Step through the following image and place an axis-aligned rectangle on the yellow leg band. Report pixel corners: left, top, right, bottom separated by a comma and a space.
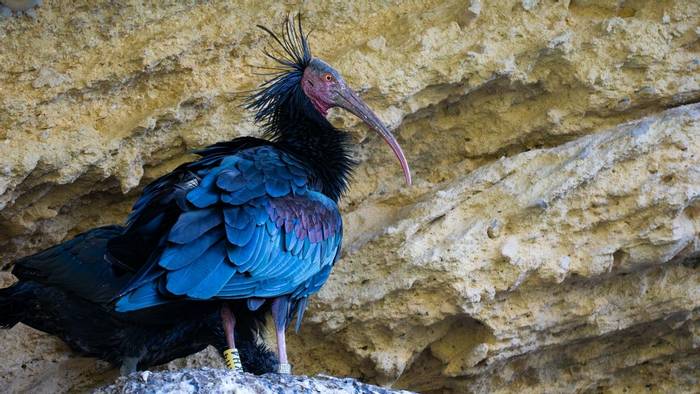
223, 348, 242, 371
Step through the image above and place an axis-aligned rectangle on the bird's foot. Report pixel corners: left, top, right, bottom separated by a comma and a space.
223, 348, 243, 373
277, 362, 292, 374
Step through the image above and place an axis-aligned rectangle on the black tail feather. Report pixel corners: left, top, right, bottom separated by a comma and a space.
0, 285, 25, 329
239, 338, 279, 375
1, 225, 281, 374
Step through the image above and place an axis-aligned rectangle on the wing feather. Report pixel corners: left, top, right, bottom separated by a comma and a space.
115, 146, 342, 314
165, 240, 227, 295
160, 227, 224, 270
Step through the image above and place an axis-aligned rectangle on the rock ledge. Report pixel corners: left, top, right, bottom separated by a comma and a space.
95, 368, 413, 394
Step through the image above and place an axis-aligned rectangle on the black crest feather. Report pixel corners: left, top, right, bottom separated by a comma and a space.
245, 15, 314, 135
244, 15, 355, 202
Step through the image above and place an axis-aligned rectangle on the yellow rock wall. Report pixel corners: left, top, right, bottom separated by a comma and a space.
1, 0, 699, 392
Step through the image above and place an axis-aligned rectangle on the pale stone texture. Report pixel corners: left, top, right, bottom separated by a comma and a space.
0, 0, 699, 393
95, 368, 413, 394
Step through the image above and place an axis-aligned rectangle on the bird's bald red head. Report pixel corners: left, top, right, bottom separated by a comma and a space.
301, 58, 343, 116
300, 57, 412, 185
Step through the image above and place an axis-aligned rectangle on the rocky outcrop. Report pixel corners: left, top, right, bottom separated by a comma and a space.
296, 104, 700, 393
1, 1, 699, 393
95, 369, 413, 394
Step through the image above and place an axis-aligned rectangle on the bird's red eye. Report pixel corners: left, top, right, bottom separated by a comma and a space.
324, 73, 333, 82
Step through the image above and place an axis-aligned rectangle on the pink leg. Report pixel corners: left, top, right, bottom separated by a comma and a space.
271, 297, 292, 374
221, 304, 242, 371
221, 304, 236, 349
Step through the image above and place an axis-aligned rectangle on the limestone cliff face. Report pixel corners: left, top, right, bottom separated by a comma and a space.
1, 1, 699, 393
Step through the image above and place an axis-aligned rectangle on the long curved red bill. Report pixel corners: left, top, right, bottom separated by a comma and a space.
336, 87, 412, 185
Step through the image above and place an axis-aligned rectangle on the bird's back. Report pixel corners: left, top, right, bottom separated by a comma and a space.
110, 139, 344, 330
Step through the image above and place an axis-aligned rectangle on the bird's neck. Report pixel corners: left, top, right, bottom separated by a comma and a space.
272, 111, 354, 202
248, 71, 355, 201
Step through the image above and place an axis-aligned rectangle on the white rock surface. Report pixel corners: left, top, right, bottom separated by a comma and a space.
95, 369, 414, 394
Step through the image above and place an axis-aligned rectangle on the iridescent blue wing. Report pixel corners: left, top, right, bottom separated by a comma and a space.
115, 146, 342, 313
106, 137, 269, 273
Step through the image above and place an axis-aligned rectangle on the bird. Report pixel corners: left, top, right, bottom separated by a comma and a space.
0, 225, 279, 375
107, 15, 410, 374
1, 15, 411, 375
